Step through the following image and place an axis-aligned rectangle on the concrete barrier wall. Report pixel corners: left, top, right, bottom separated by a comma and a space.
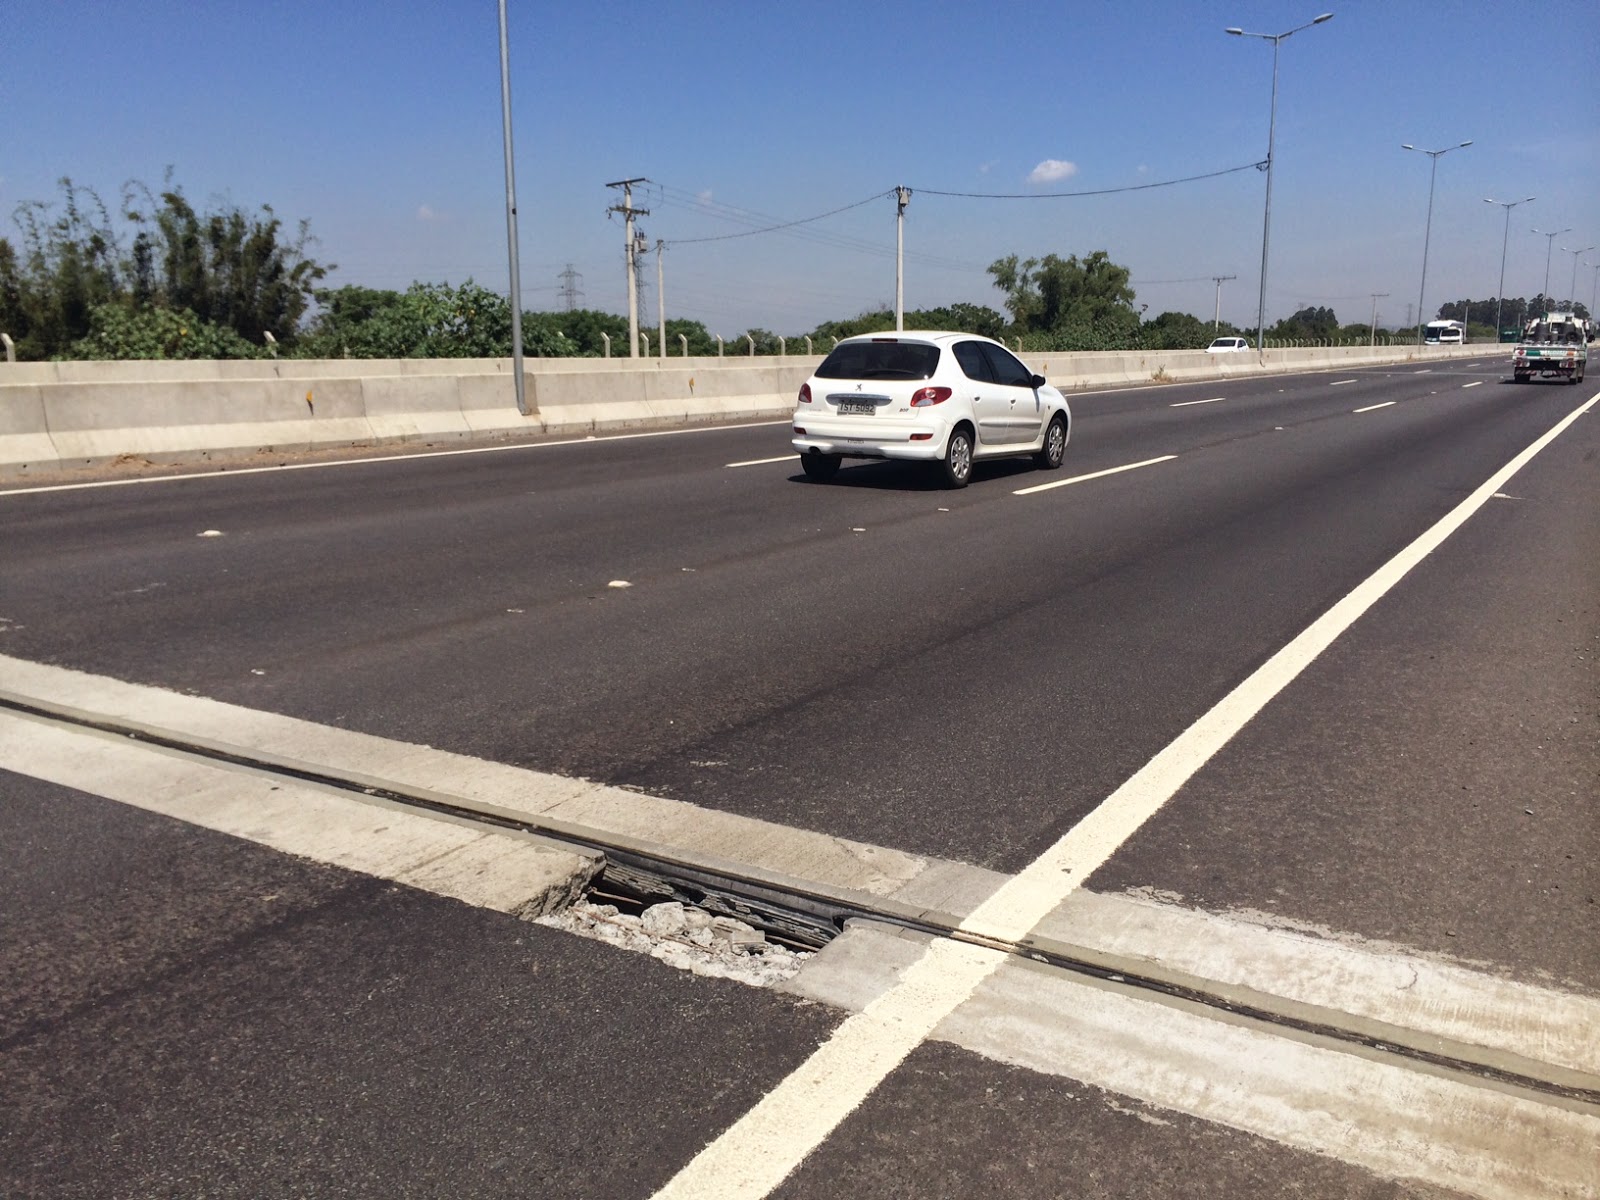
0, 344, 1488, 478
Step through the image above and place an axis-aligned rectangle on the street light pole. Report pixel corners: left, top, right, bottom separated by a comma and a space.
1560, 244, 1594, 311
496, 0, 528, 415
1402, 140, 1472, 344
1531, 227, 1571, 318
1484, 196, 1534, 340
1226, 12, 1333, 358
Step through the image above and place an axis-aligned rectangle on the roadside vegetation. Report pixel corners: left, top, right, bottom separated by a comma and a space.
2, 176, 1580, 361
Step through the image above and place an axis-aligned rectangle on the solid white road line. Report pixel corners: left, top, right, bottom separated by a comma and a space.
1170, 397, 1225, 407
651, 391, 1600, 1200
1012, 455, 1176, 496
1354, 402, 1397, 413
0, 420, 793, 497
725, 455, 796, 468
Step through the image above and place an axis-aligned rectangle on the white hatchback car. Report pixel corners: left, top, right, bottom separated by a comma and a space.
791, 332, 1071, 488
1205, 336, 1252, 353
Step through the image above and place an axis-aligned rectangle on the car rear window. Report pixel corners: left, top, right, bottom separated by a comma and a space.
815, 340, 940, 380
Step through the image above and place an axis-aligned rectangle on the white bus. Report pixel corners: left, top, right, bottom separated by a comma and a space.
1423, 319, 1465, 345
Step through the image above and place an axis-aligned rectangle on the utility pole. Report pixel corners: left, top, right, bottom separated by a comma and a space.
606, 178, 649, 357
1211, 274, 1237, 330
557, 264, 584, 311
894, 186, 911, 332
655, 239, 666, 360
1369, 292, 1389, 346
496, 0, 527, 414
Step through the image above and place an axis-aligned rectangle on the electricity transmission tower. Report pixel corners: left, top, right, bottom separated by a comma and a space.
557, 264, 584, 311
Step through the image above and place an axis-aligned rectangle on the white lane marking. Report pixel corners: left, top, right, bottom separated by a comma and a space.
1329, 379, 1358, 386
1170, 397, 1224, 408
1012, 455, 1176, 496
1463, 381, 1484, 389
1413, 369, 1433, 374
1353, 402, 1397, 413
651, 391, 1599, 1200
726, 455, 796, 468
0, 420, 793, 497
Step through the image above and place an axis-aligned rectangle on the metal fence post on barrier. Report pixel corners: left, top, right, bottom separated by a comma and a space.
601, 332, 611, 358
678, 334, 688, 357
744, 335, 754, 356
778, 337, 786, 356
0, 333, 13, 363
716, 336, 724, 357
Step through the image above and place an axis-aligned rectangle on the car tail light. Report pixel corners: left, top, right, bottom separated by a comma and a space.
793, 426, 806, 435
798, 383, 813, 403
910, 386, 952, 407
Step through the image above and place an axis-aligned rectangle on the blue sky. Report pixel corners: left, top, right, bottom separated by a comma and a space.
4, 0, 1597, 337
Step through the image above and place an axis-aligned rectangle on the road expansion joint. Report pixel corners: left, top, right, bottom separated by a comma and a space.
3, 663, 1596, 1114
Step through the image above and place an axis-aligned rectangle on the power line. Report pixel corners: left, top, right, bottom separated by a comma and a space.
912, 160, 1267, 200
664, 189, 892, 245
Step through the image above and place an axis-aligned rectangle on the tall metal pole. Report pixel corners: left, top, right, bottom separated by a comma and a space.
1226, 14, 1333, 359
1562, 244, 1594, 310
1485, 196, 1533, 339
497, 0, 527, 415
894, 187, 911, 332
655, 239, 666, 360
1402, 140, 1472, 344
1369, 292, 1388, 346
1532, 227, 1570, 318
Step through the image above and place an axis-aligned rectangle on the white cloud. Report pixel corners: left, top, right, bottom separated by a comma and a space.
416, 204, 447, 223
696, 189, 714, 204
1028, 159, 1078, 184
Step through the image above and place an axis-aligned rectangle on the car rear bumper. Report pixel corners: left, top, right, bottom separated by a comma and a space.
790, 413, 946, 461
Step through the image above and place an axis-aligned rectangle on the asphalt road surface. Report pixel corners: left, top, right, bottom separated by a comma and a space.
2, 357, 1595, 1198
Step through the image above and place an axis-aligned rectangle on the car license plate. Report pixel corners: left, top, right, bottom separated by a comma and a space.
837, 401, 875, 415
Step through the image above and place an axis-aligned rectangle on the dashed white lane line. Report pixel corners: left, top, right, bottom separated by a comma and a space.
650, 391, 1600, 1200
1354, 401, 1397, 413
1413, 369, 1433, 374
1463, 381, 1484, 389
1012, 455, 1176, 496
726, 455, 796, 468
1170, 396, 1225, 407
1329, 379, 1359, 386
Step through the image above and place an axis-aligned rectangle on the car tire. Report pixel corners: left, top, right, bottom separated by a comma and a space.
800, 452, 841, 482
940, 427, 973, 489
1034, 414, 1068, 470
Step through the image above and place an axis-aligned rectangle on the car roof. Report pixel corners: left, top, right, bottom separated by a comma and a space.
834, 330, 996, 347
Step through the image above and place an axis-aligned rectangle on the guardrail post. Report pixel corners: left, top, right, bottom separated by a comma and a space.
744, 334, 755, 356
0, 332, 13, 363
601, 332, 611, 358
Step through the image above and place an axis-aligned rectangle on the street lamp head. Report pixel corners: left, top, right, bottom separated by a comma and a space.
1313, 12, 1333, 23
1225, 27, 1243, 35
1458, 140, 1474, 148
1401, 144, 1414, 150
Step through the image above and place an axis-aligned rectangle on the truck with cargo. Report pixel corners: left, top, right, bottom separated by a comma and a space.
1510, 311, 1588, 384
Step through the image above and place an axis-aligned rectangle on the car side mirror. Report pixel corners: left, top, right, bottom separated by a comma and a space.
1030, 373, 1047, 388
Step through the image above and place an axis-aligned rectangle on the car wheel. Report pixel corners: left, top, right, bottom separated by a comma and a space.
1034, 414, 1067, 470
940, 427, 973, 489
800, 452, 841, 482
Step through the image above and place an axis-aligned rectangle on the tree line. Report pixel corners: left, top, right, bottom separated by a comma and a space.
4, 177, 1582, 362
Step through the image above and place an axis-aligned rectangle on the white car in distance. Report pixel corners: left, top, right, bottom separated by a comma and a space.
792, 332, 1072, 488
1205, 336, 1252, 353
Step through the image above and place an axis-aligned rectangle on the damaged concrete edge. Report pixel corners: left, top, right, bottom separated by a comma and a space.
4, 651, 1598, 1086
